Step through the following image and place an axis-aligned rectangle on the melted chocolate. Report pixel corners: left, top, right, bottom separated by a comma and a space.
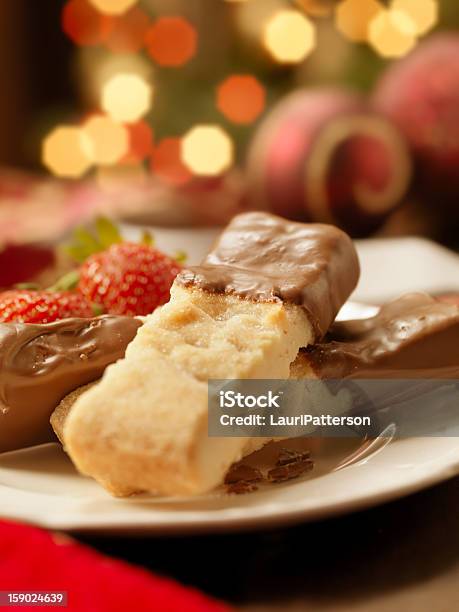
305, 293, 459, 378
177, 212, 360, 339
0, 316, 141, 452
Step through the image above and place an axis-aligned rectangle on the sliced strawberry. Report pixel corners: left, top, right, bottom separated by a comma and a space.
78, 242, 182, 316
0, 290, 94, 324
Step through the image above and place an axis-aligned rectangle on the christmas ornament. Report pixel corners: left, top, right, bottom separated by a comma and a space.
247, 88, 412, 237
374, 34, 459, 206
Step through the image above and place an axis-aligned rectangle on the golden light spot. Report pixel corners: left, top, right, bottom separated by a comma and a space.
392, 0, 438, 36
125, 120, 154, 162
335, 0, 383, 42
62, 0, 113, 46
82, 115, 129, 165
294, 0, 334, 18
101, 73, 152, 123
181, 125, 234, 177
89, 0, 137, 16
42, 126, 92, 178
369, 9, 417, 58
263, 10, 316, 64
217, 75, 266, 125
150, 138, 192, 185
237, 0, 285, 42
104, 7, 150, 53
145, 17, 197, 67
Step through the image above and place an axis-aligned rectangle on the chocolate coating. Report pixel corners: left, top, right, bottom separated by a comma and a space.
177, 212, 360, 339
0, 316, 141, 452
305, 293, 459, 378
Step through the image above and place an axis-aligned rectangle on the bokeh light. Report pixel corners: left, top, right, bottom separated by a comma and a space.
294, 0, 335, 18
101, 73, 153, 123
236, 0, 285, 42
42, 126, 92, 178
182, 125, 234, 176
104, 7, 150, 53
150, 138, 192, 185
217, 75, 266, 125
392, 0, 438, 36
89, 0, 137, 16
263, 10, 316, 64
82, 115, 129, 165
62, 0, 113, 46
145, 17, 197, 67
369, 9, 417, 58
96, 163, 147, 193
125, 120, 154, 162
335, 0, 383, 42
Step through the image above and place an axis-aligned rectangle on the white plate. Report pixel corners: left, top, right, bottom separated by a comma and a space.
0, 232, 459, 534
1, 437, 459, 534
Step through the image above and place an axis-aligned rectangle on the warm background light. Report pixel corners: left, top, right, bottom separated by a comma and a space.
150, 138, 192, 185
369, 9, 417, 57
104, 7, 150, 53
263, 10, 316, 64
62, 0, 113, 46
145, 17, 197, 67
217, 75, 266, 125
294, 0, 335, 18
236, 0, 285, 42
125, 120, 154, 163
42, 126, 92, 178
89, 0, 137, 16
335, 0, 383, 42
82, 115, 129, 165
101, 73, 152, 122
392, 0, 438, 36
96, 163, 147, 192
181, 125, 234, 176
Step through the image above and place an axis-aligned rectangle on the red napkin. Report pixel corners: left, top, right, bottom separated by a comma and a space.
0, 520, 231, 612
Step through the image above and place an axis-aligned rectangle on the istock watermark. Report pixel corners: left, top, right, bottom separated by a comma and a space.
208, 379, 459, 438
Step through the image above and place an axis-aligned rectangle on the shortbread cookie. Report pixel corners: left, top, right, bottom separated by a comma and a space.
51, 382, 97, 445
55, 294, 459, 490
64, 213, 359, 497
0, 316, 141, 453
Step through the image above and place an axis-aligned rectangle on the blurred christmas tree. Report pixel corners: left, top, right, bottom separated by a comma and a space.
42, 0, 443, 182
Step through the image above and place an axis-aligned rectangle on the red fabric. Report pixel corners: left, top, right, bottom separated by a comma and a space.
0, 520, 231, 612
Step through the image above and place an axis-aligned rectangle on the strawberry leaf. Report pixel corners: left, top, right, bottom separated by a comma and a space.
14, 282, 40, 290
47, 270, 80, 292
74, 227, 102, 255
174, 250, 187, 264
64, 244, 93, 264
95, 217, 122, 248
91, 303, 104, 316
141, 230, 154, 246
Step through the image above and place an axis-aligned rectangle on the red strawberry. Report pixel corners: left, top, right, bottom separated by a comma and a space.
78, 242, 182, 316
0, 290, 94, 324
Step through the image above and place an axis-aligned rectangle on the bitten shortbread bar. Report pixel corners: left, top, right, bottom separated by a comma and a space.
63, 212, 359, 496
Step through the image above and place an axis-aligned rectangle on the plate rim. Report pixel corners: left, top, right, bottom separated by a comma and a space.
1, 437, 459, 535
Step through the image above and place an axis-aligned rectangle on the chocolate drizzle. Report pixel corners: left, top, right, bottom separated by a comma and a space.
177, 212, 360, 339
305, 293, 459, 378
0, 315, 141, 452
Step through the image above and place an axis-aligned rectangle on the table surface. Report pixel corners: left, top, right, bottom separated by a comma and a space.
77, 474, 459, 612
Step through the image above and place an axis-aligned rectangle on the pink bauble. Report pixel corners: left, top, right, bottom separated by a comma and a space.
374, 34, 459, 206
247, 88, 412, 237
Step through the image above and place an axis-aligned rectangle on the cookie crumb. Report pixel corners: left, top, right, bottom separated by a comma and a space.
267, 458, 314, 483
226, 480, 259, 495
225, 463, 263, 484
